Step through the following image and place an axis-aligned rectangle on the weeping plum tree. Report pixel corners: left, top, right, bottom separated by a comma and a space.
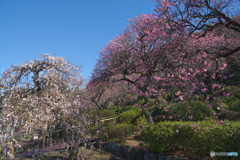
0, 54, 91, 159
91, 11, 236, 124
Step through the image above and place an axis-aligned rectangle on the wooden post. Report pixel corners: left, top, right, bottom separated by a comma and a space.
43, 131, 45, 148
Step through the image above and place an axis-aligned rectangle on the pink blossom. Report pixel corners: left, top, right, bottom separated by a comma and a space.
223, 93, 230, 97
201, 88, 207, 92
176, 130, 179, 134
175, 91, 181, 96
211, 74, 216, 79
202, 52, 207, 58
153, 76, 161, 81
179, 96, 183, 101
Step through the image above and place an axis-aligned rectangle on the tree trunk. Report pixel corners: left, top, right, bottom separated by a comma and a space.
142, 96, 154, 124
142, 107, 154, 124
67, 142, 79, 160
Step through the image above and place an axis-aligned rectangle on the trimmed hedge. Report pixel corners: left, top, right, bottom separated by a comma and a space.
140, 120, 240, 157
117, 109, 147, 128
107, 123, 136, 142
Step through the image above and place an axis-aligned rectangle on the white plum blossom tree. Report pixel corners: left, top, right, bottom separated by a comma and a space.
0, 54, 91, 159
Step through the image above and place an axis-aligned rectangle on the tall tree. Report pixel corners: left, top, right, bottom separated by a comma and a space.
91, 13, 232, 124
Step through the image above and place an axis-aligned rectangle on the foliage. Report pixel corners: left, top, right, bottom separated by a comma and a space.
140, 120, 240, 157
89, 125, 102, 135
124, 105, 139, 111
107, 106, 122, 113
210, 94, 240, 114
218, 110, 240, 121
189, 101, 214, 121
97, 109, 115, 118
117, 109, 147, 128
107, 124, 136, 142
152, 100, 214, 122
223, 95, 240, 113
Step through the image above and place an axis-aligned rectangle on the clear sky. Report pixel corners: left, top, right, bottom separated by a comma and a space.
0, 0, 156, 80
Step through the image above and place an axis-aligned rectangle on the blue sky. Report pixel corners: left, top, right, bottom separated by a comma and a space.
0, 0, 156, 80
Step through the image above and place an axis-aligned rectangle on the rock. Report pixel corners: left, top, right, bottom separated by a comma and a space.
165, 155, 182, 160
144, 152, 152, 160
111, 143, 117, 154
157, 153, 164, 160
93, 140, 101, 149
151, 152, 158, 160
119, 146, 125, 158
115, 143, 121, 156
123, 145, 131, 156
135, 149, 144, 160
108, 142, 113, 151
103, 143, 108, 151
125, 148, 137, 160
131, 148, 138, 159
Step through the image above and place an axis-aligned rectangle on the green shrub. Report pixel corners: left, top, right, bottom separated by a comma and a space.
108, 106, 122, 113
124, 105, 139, 111
218, 110, 240, 121
152, 100, 214, 122
140, 120, 240, 157
140, 120, 193, 153
170, 101, 214, 121
97, 110, 115, 118
222, 95, 240, 113
107, 124, 136, 142
212, 95, 240, 114
89, 125, 102, 135
190, 101, 214, 121
227, 98, 240, 113
117, 110, 147, 127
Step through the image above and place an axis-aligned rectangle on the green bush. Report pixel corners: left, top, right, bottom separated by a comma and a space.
190, 101, 214, 121
140, 120, 193, 153
222, 95, 240, 113
97, 110, 115, 118
107, 123, 136, 142
152, 100, 214, 122
117, 109, 147, 128
218, 110, 240, 121
170, 101, 214, 121
227, 98, 240, 113
140, 120, 240, 157
124, 105, 139, 111
108, 106, 122, 113
211, 95, 240, 114
89, 125, 102, 135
